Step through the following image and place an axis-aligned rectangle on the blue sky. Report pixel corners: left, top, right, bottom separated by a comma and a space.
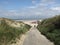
0, 0, 60, 19
0, 0, 40, 10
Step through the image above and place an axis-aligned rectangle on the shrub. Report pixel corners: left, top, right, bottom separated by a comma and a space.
0, 19, 31, 45
37, 15, 60, 45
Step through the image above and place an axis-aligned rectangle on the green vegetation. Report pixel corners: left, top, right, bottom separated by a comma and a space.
37, 15, 60, 45
0, 19, 31, 45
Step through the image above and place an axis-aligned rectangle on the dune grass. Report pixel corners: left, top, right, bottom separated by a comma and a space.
0, 19, 31, 45
37, 15, 60, 45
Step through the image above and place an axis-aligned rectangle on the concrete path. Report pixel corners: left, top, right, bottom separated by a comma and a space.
23, 27, 54, 45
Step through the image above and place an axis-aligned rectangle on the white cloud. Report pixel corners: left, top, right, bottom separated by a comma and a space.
51, 7, 60, 11
27, 6, 36, 8
0, 0, 60, 19
32, 0, 37, 5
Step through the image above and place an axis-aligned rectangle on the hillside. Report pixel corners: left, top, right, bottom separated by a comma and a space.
0, 18, 25, 27
0, 18, 31, 45
37, 15, 60, 45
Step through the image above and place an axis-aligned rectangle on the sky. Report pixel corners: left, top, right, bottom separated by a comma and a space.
0, 0, 60, 19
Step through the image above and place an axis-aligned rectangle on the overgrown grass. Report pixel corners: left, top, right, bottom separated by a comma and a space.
0, 19, 31, 45
37, 15, 60, 45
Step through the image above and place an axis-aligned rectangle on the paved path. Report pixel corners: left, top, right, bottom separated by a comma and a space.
23, 27, 54, 45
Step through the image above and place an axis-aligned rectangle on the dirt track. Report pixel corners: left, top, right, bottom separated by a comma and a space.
23, 27, 54, 45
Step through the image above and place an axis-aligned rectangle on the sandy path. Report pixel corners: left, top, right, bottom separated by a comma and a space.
23, 27, 54, 45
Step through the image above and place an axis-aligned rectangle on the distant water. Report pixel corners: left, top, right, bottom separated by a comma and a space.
14, 19, 39, 21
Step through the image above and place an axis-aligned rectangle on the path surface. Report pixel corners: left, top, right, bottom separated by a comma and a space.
23, 27, 54, 45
